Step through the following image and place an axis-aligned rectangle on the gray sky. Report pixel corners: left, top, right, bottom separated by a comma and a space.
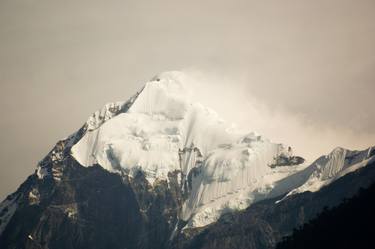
0, 0, 374, 200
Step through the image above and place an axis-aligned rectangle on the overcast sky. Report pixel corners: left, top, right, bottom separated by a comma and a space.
0, 0, 374, 200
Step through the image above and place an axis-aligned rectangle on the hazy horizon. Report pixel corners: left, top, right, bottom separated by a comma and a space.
0, 0, 374, 200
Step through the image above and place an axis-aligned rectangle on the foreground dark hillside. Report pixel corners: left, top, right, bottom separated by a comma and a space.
276, 182, 375, 249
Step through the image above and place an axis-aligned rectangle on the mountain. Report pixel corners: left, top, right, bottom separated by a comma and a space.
0, 71, 374, 249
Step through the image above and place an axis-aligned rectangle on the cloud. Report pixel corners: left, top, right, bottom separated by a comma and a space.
182, 70, 375, 161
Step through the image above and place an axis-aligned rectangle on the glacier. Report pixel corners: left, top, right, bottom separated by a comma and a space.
69, 71, 374, 228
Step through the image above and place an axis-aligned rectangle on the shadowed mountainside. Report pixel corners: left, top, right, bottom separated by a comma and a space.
276, 181, 375, 249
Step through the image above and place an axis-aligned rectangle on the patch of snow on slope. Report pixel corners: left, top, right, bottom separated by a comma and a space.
36, 166, 49, 179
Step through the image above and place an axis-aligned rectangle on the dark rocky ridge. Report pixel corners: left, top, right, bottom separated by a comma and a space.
0, 155, 184, 249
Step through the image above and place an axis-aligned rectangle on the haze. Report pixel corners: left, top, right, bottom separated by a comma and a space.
0, 0, 374, 200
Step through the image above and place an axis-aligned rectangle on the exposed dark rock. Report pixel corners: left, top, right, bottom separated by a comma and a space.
0, 156, 183, 249
270, 156, 305, 168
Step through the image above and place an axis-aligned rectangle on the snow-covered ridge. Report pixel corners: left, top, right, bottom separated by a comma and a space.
86, 102, 125, 131
85, 87, 142, 132
68, 71, 374, 228
280, 146, 375, 200
35, 87, 142, 180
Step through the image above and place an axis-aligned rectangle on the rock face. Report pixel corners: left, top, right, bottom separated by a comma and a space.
0, 71, 374, 249
0, 156, 184, 249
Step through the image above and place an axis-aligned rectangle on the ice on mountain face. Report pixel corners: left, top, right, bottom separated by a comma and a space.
85, 88, 142, 132
86, 102, 125, 131
72, 72, 249, 184
181, 134, 286, 227
71, 71, 299, 227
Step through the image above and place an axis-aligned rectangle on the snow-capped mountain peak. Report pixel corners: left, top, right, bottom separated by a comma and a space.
1, 72, 374, 249
70, 71, 296, 227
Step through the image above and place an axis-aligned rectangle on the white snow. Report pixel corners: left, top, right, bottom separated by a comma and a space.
72, 72, 270, 185
180, 134, 292, 227
86, 101, 126, 131
36, 165, 49, 179
70, 71, 374, 228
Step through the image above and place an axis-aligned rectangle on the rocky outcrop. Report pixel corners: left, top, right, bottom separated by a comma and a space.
0, 155, 184, 249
